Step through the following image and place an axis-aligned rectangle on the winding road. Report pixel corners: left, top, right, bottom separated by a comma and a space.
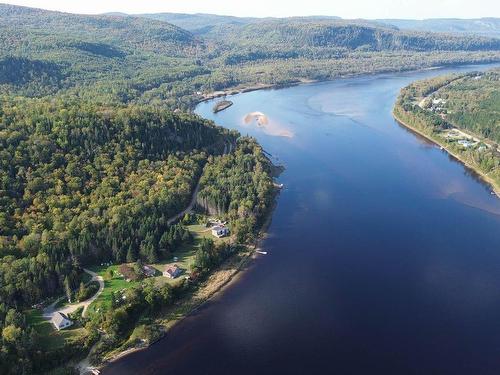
167, 179, 201, 225
43, 268, 104, 320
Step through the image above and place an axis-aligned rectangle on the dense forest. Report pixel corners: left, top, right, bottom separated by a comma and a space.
1, 3, 499, 373
0, 96, 240, 373
1, 4, 500, 109
394, 68, 500, 191
197, 138, 276, 243
142, 13, 500, 39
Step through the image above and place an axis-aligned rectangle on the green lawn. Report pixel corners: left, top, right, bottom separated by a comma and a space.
24, 220, 230, 350
151, 223, 228, 284
87, 220, 230, 307
87, 264, 140, 312
187, 223, 231, 244
25, 309, 84, 351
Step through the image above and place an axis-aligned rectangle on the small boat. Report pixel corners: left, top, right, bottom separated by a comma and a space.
256, 250, 268, 255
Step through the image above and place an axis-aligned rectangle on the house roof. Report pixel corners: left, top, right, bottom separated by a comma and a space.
212, 225, 228, 231
119, 264, 138, 280
164, 264, 180, 275
52, 312, 71, 327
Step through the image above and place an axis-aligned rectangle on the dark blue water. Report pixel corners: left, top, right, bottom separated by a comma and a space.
104, 65, 500, 374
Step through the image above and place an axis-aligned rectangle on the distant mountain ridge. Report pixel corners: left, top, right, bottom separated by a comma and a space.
0, 3, 200, 55
379, 18, 500, 38
0, 3, 499, 106
137, 13, 344, 34
203, 18, 500, 51
138, 12, 258, 34
132, 12, 500, 39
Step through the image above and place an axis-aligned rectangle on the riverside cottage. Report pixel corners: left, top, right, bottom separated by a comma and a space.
143, 265, 156, 277
163, 264, 182, 279
211, 225, 229, 238
51, 312, 73, 331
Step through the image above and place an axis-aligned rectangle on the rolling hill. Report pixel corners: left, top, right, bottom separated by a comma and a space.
0, 4, 499, 108
1, 4, 500, 373
138, 12, 258, 34
205, 18, 500, 51
379, 18, 500, 39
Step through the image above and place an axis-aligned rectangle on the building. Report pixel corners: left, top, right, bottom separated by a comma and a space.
119, 264, 137, 282
163, 264, 182, 279
212, 225, 230, 238
432, 98, 446, 105
458, 139, 474, 148
51, 312, 73, 331
143, 265, 156, 277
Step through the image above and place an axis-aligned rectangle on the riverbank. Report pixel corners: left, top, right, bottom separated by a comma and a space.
195, 60, 500, 110
98, 247, 256, 366
199, 83, 277, 103
104, 63, 500, 375
392, 109, 500, 197
90, 181, 281, 373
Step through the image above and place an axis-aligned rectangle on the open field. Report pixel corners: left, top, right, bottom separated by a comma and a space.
87, 265, 141, 311
25, 309, 85, 351
152, 222, 230, 284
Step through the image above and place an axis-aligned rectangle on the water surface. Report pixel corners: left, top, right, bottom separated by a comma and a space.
104, 65, 500, 374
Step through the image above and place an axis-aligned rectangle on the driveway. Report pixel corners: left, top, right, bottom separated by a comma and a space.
43, 268, 104, 319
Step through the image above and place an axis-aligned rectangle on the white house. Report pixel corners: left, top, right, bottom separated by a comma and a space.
51, 312, 73, 331
211, 225, 229, 238
163, 264, 182, 279
458, 139, 474, 148
432, 98, 446, 105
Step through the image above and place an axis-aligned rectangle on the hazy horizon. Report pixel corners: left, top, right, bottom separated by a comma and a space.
1, 0, 499, 20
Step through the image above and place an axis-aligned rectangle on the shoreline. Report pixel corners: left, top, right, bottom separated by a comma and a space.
392, 109, 500, 197
92, 185, 281, 373
99, 248, 256, 366
85, 61, 498, 373
195, 60, 500, 107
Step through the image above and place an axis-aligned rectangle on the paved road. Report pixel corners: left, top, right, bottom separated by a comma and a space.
43, 268, 104, 319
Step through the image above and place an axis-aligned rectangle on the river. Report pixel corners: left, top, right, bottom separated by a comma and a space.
104, 64, 500, 374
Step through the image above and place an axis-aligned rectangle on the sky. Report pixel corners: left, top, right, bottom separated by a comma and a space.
1, 0, 499, 19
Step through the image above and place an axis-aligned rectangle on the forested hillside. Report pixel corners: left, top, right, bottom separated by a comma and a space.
1, 4, 500, 373
0, 96, 238, 373
380, 18, 500, 38
1, 4, 500, 109
0, 96, 234, 300
205, 19, 500, 51
197, 138, 276, 243
0, 4, 206, 104
394, 69, 500, 192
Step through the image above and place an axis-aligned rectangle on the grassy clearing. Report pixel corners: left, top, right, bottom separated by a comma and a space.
87, 265, 140, 312
87, 220, 230, 308
152, 222, 229, 284
25, 309, 84, 351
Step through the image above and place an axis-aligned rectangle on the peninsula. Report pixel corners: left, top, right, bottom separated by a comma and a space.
213, 100, 233, 113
